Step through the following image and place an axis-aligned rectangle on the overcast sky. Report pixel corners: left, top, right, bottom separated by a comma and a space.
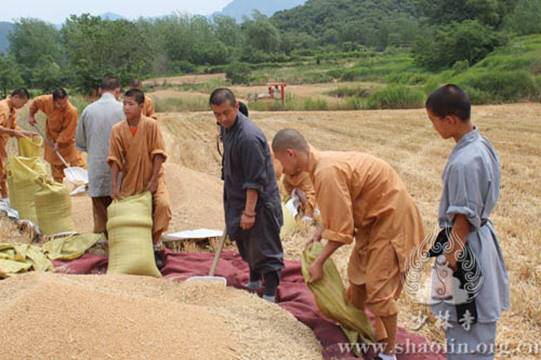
0, 0, 232, 23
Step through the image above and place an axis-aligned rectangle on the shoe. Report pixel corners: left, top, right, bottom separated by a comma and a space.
245, 280, 263, 290
262, 294, 276, 303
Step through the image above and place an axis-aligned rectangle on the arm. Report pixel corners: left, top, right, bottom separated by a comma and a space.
309, 240, 344, 283
28, 97, 43, 126
447, 214, 470, 270
75, 109, 87, 152
107, 127, 124, 198
111, 163, 120, 199
444, 163, 483, 269
56, 107, 78, 146
146, 154, 166, 193
240, 189, 259, 230
308, 167, 355, 282
238, 137, 268, 230
0, 125, 34, 138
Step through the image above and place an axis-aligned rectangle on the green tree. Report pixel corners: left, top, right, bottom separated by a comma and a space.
413, 20, 506, 70
0, 54, 23, 98
225, 62, 252, 84
214, 15, 244, 48
8, 18, 64, 85
242, 12, 281, 54
504, 0, 541, 35
415, 0, 516, 28
62, 15, 153, 92
31, 56, 66, 92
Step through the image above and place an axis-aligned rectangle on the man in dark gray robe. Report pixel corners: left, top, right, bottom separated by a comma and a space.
210, 88, 283, 303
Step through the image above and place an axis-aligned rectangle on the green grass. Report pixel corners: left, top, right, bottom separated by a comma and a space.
366, 85, 425, 109
150, 34, 541, 111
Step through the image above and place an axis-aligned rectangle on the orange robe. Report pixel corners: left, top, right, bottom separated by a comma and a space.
29, 95, 86, 182
0, 98, 18, 197
143, 97, 157, 119
283, 172, 317, 217
308, 147, 424, 316
107, 116, 171, 240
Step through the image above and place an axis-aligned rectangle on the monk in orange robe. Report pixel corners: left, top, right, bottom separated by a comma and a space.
130, 80, 157, 119
0, 88, 36, 198
283, 172, 317, 218
272, 128, 424, 359
108, 88, 171, 244
271, 144, 316, 219
28, 88, 86, 183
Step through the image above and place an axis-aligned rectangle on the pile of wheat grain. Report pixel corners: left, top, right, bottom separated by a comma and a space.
0, 273, 321, 360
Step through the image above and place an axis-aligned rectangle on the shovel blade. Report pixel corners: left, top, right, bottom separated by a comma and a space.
63, 166, 89, 185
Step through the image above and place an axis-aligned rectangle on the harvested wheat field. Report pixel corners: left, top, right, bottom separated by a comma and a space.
0, 272, 321, 360
155, 103, 541, 355
4, 103, 539, 357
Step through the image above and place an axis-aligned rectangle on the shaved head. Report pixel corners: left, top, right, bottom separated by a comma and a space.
272, 128, 309, 153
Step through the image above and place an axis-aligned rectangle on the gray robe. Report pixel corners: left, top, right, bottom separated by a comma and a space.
432, 128, 510, 324
76, 93, 124, 197
222, 113, 284, 275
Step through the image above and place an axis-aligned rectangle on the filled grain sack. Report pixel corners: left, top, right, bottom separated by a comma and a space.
17, 135, 42, 158
107, 191, 160, 277
301, 242, 374, 343
35, 179, 76, 236
6, 156, 48, 223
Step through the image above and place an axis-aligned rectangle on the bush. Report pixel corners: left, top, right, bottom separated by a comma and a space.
225, 62, 252, 85
171, 61, 196, 74
327, 87, 371, 98
303, 98, 328, 111
413, 20, 506, 70
345, 97, 365, 110
459, 70, 539, 102
366, 85, 425, 109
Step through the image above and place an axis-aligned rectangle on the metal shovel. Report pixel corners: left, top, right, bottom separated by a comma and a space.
185, 226, 228, 286
31, 124, 88, 186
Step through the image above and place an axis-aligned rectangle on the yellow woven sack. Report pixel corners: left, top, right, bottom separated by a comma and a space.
0, 243, 53, 278
106, 191, 160, 277
6, 156, 48, 223
35, 179, 76, 236
301, 242, 374, 343
17, 135, 42, 157
42, 233, 102, 260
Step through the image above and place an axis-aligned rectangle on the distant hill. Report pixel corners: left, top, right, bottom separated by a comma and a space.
217, 0, 305, 21
271, 0, 419, 49
0, 21, 14, 53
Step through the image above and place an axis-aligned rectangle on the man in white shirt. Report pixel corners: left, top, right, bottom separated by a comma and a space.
76, 78, 124, 235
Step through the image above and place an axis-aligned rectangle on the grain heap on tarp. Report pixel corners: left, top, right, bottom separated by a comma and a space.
0, 273, 322, 360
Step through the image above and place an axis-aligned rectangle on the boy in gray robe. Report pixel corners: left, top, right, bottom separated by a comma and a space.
426, 84, 509, 359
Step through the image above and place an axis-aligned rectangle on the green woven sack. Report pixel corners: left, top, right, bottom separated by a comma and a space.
35, 179, 76, 236
6, 156, 48, 223
301, 242, 374, 343
106, 191, 160, 277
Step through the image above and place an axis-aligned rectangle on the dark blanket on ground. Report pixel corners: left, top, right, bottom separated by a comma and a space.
53, 250, 443, 360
